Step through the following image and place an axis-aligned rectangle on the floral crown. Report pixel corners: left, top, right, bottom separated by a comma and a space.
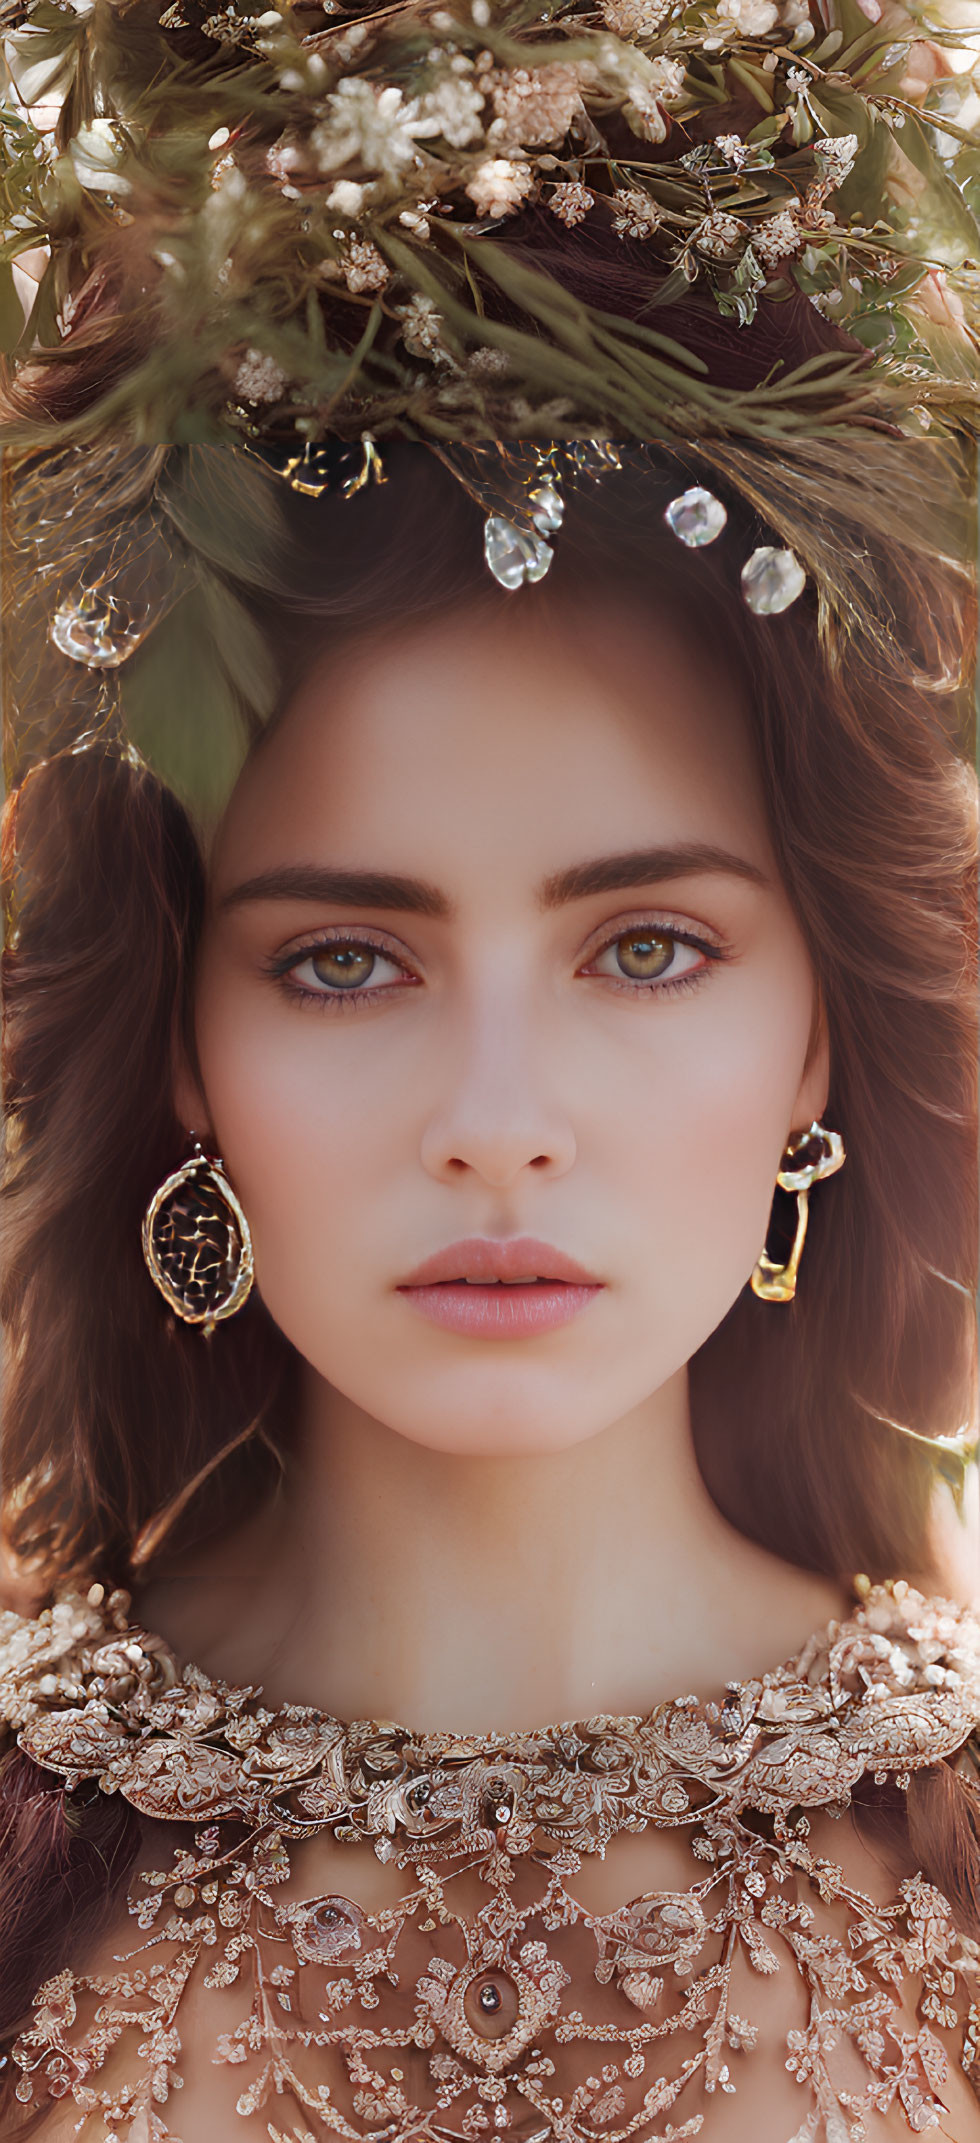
0, 0, 978, 449
0, 0, 977, 724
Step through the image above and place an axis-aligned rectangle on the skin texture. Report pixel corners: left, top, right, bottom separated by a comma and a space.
114, 597, 980, 2142
156, 591, 854, 1736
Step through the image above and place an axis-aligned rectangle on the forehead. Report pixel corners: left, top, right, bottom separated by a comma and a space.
209, 596, 774, 894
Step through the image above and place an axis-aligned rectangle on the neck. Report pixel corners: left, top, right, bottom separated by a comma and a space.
139, 1370, 850, 1730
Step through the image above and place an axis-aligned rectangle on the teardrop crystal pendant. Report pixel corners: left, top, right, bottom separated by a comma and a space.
49, 587, 151, 668
664, 488, 728, 547
741, 546, 806, 615
484, 515, 554, 589
141, 1147, 254, 1334
527, 482, 565, 535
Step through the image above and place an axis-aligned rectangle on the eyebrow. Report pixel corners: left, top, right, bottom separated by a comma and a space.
218, 844, 770, 919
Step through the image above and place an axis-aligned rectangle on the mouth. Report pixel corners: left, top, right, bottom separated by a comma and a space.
396, 1238, 604, 1339
438, 1275, 559, 1286
398, 1237, 602, 1289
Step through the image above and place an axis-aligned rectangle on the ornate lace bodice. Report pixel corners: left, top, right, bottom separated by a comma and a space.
1, 1580, 979, 2141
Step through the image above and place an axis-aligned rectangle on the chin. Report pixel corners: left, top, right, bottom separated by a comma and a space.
373, 1395, 624, 1461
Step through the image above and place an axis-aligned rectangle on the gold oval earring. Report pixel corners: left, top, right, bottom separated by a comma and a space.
141, 1140, 254, 1336
750, 1119, 845, 1305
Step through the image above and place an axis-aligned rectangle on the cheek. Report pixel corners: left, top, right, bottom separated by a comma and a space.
597, 949, 816, 1310
194, 979, 407, 1334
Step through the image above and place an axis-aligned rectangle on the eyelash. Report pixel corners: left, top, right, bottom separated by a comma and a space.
266, 918, 728, 1013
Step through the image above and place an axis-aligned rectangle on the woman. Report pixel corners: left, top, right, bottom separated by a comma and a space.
0, 441, 977, 2140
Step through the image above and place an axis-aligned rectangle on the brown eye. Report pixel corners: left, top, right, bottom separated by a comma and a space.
309, 945, 378, 989
612, 929, 676, 981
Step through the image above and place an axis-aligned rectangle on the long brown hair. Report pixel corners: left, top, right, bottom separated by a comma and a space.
0, 444, 977, 2063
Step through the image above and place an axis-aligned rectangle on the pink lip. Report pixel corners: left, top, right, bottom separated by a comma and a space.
396, 1236, 604, 1340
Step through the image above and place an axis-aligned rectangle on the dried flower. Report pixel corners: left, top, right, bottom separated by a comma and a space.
779, 0, 814, 29
398, 198, 437, 240
718, 0, 780, 30
611, 186, 662, 238
410, 67, 485, 149
326, 179, 367, 216
465, 156, 534, 216
340, 237, 389, 292
715, 132, 748, 164
232, 349, 289, 402
599, 0, 673, 29
265, 138, 306, 188
814, 131, 859, 184
548, 180, 595, 226
486, 65, 584, 150
467, 345, 512, 378
397, 292, 456, 364
311, 80, 423, 177
749, 207, 802, 265
647, 55, 687, 98
696, 210, 748, 257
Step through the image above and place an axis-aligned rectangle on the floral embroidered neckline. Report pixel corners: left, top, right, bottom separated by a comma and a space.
2, 1578, 980, 2140
0, 1576, 979, 1850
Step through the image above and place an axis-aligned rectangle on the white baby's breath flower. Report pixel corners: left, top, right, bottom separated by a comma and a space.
340, 237, 389, 292
326, 179, 367, 215
410, 69, 485, 148
276, 50, 327, 92
265, 138, 305, 187
696, 209, 748, 256
210, 151, 239, 192
206, 157, 248, 205
329, 22, 370, 64
548, 179, 595, 226
778, 0, 813, 34
398, 199, 437, 240
467, 344, 513, 377
397, 292, 457, 364
648, 56, 687, 97
465, 156, 534, 216
749, 207, 802, 265
814, 131, 859, 185
715, 131, 748, 164
233, 348, 289, 402
599, 0, 673, 30
486, 65, 585, 150
312, 79, 422, 178
718, 0, 780, 30
611, 186, 662, 238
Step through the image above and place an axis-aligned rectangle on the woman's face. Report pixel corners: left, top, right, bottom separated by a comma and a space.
184, 594, 830, 1457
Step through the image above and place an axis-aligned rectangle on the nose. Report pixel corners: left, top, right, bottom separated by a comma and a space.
418, 978, 577, 1190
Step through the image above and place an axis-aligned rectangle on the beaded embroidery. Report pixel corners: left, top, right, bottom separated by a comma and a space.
1, 1580, 979, 2140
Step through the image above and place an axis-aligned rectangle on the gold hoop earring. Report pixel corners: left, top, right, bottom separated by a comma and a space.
141, 1140, 254, 1335
750, 1119, 845, 1305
